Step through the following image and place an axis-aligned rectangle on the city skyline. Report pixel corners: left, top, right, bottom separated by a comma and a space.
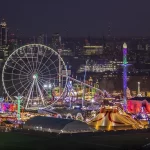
0, 0, 150, 37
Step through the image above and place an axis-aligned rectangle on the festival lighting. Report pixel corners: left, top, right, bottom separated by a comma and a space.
44, 84, 48, 88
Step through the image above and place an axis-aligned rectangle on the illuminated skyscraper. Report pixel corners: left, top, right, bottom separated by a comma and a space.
0, 19, 9, 62
0, 19, 8, 46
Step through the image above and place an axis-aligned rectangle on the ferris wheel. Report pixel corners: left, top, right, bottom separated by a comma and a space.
2, 44, 68, 109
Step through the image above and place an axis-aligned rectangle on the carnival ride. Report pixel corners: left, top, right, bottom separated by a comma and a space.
2, 44, 68, 109
127, 99, 150, 114
62, 75, 105, 101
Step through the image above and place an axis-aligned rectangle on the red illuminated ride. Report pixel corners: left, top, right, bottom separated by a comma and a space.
127, 97, 150, 114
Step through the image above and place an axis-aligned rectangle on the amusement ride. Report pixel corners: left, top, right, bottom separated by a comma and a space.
2, 44, 68, 109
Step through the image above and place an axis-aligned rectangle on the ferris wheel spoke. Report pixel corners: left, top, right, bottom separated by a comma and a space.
39, 78, 50, 84
49, 66, 59, 72
40, 58, 59, 73
16, 49, 33, 73
23, 47, 34, 73
41, 66, 59, 75
35, 46, 40, 73
30, 47, 35, 72
9, 56, 31, 73
36, 47, 47, 72
25, 80, 35, 109
5, 63, 29, 75
38, 79, 55, 98
19, 76, 31, 94
39, 76, 58, 81
40, 73, 58, 78
21, 80, 32, 97
40, 72, 58, 81
38, 78, 53, 89
37, 50, 55, 73
5, 78, 28, 90
39, 78, 52, 86
12, 78, 31, 98
4, 76, 28, 82
39, 76, 58, 83
38, 63, 51, 76
38, 80, 49, 95
38, 55, 58, 73
13, 79, 32, 96
39, 78, 58, 89
41, 73, 58, 79
8, 80, 31, 97
36, 80, 45, 105
10, 56, 29, 95
4, 72, 29, 77
40, 73, 58, 77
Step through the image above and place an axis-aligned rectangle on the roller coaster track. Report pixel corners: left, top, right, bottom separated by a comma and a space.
42, 75, 105, 109
62, 75, 104, 94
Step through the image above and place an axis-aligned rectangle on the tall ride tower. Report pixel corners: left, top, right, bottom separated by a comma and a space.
123, 43, 128, 110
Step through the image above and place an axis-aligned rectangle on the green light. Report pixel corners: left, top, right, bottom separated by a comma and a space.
48, 89, 52, 98
17, 96, 21, 120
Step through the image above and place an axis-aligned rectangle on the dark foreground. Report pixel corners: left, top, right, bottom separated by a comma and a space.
0, 131, 150, 150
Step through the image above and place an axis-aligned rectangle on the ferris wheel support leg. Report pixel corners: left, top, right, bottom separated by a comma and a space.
59, 57, 61, 97
36, 82, 45, 106
36, 80, 45, 106
25, 80, 35, 109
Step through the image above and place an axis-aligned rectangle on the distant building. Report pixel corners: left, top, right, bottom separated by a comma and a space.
83, 45, 103, 55
137, 44, 145, 50
77, 60, 121, 73
0, 19, 8, 46
51, 33, 61, 50
37, 34, 45, 44
61, 49, 73, 56
146, 44, 150, 51
0, 19, 9, 61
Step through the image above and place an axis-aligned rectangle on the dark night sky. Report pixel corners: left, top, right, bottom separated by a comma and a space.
0, 0, 150, 37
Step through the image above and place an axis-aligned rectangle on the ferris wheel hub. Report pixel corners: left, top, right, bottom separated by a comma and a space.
33, 73, 38, 79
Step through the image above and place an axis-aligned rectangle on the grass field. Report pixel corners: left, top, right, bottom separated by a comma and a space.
0, 131, 150, 150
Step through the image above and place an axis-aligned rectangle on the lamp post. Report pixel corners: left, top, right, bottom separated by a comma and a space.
15, 93, 22, 120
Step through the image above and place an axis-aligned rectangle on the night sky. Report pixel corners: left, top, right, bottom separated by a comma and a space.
0, 0, 150, 37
